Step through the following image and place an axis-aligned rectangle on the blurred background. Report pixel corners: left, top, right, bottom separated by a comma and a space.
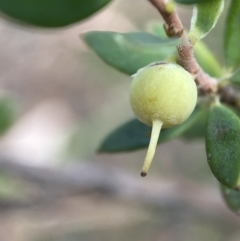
0, 0, 239, 241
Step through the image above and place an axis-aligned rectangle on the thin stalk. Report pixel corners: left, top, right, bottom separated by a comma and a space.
141, 119, 163, 177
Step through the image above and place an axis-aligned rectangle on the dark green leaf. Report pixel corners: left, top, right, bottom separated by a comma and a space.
206, 104, 240, 189
189, 0, 224, 43
221, 184, 240, 213
181, 107, 209, 139
99, 107, 207, 153
224, 0, 240, 68
0, 97, 17, 135
175, 0, 216, 4
83, 31, 179, 75
98, 119, 151, 153
0, 0, 112, 27
230, 69, 240, 84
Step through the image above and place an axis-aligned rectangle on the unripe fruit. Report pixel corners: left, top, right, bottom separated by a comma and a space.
130, 62, 197, 176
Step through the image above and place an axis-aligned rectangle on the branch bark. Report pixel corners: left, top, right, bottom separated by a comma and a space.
219, 85, 240, 111
148, 0, 218, 94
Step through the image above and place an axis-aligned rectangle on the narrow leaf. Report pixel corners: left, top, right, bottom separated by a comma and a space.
99, 107, 207, 153
230, 69, 240, 85
189, 0, 224, 43
83, 31, 179, 75
146, 21, 167, 38
206, 104, 240, 189
224, 0, 240, 68
0, 0, 112, 27
98, 119, 151, 153
194, 41, 222, 77
181, 107, 209, 139
220, 184, 240, 213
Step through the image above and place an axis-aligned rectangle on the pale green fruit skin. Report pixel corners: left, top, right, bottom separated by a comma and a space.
130, 63, 197, 128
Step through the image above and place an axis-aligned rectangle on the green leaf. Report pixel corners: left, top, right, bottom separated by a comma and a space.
175, 0, 217, 5
229, 69, 240, 85
224, 0, 240, 68
0, 97, 17, 135
146, 21, 167, 38
98, 119, 151, 153
194, 41, 222, 77
189, 0, 224, 43
220, 184, 240, 213
181, 107, 209, 139
206, 104, 240, 189
0, 0, 112, 27
99, 107, 208, 153
83, 31, 179, 75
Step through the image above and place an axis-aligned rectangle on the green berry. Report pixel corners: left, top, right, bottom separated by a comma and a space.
129, 62, 197, 176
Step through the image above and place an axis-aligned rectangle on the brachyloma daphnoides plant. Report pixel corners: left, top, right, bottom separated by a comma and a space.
1, 0, 240, 213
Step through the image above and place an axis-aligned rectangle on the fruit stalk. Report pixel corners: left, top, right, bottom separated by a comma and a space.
141, 119, 163, 177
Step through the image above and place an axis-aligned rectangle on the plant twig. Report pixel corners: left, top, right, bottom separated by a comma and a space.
148, 0, 218, 94
219, 85, 240, 111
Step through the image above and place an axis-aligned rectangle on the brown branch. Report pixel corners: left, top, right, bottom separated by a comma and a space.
219, 85, 240, 111
147, 0, 183, 37
148, 0, 218, 94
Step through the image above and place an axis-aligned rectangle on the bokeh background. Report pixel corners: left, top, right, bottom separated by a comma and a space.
0, 1, 239, 241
